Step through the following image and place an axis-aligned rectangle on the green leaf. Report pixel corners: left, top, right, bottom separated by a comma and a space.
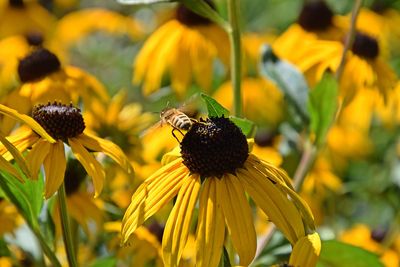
317, 240, 384, 267
90, 257, 118, 267
116, 0, 174, 4
260, 44, 310, 123
201, 94, 229, 117
307, 72, 338, 146
229, 116, 255, 136
0, 170, 44, 228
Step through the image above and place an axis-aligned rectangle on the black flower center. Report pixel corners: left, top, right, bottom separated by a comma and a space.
370, 227, 387, 243
351, 32, 379, 59
64, 159, 87, 195
25, 32, 44, 47
147, 222, 165, 244
254, 129, 275, 147
180, 117, 249, 178
32, 102, 85, 141
18, 48, 61, 83
9, 0, 24, 8
298, 1, 333, 31
176, 0, 215, 26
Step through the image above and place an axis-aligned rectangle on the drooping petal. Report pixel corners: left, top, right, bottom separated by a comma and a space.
0, 133, 31, 179
289, 232, 321, 267
0, 128, 39, 161
69, 137, 105, 198
77, 133, 133, 174
0, 104, 55, 143
196, 178, 225, 267
26, 139, 50, 180
162, 174, 201, 267
121, 159, 187, 245
0, 155, 24, 182
43, 141, 67, 198
237, 168, 305, 245
216, 174, 257, 266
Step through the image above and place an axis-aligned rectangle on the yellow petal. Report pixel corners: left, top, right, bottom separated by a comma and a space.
0, 155, 24, 182
216, 174, 257, 265
238, 168, 305, 244
0, 132, 31, 179
121, 160, 187, 245
0, 104, 56, 143
289, 232, 321, 267
26, 139, 50, 180
77, 133, 133, 174
43, 141, 66, 198
162, 175, 201, 267
69, 137, 105, 198
0, 128, 39, 161
196, 178, 225, 267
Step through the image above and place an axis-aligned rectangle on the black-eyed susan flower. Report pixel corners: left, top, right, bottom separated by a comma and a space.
0, 47, 109, 134
0, 0, 56, 38
341, 224, 400, 267
122, 116, 319, 266
0, 102, 133, 199
133, 1, 229, 98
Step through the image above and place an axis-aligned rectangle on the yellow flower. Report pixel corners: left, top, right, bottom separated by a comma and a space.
84, 90, 154, 161
0, 35, 30, 92
133, 3, 229, 98
0, 0, 56, 38
1, 47, 109, 134
289, 232, 321, 267
0, 102, 133, 199
340, 224, 400, 267
0, 199, 23, 235
122, 117, 318, 267
213, 78, 284, 127
105, 221, 163, 267
51, 8, 144, 61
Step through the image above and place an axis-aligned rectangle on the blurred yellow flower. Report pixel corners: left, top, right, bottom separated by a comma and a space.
341, 224, 399, 267
213, 78, 284, 127
51, 8, 144, 61
84, 90, 154, 161
133, 3, 229, 98
0, 199, 23, 235
0, 0, 56, 38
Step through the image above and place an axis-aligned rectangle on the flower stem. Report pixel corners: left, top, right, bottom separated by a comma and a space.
227, 0, 242, 117
57, 183, 78, 267
32, 227, 62, 267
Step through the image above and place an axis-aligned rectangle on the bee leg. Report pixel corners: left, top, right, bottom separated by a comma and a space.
171, 128, 184, 143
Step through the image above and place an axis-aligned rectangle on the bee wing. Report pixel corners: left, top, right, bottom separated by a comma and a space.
140, 120, 163, 138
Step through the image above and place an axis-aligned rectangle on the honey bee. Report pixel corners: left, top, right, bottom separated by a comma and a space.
160, 107, 196, 142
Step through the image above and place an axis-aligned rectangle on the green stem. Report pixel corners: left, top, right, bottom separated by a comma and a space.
32, 227, 62, 267
227, 0, 242, 117
57, 183, 78, 267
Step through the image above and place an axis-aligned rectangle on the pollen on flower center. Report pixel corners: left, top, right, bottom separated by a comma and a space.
18, 48, 61, 83
298, 1, 333, 31
180, 116, 249, 178
32, 102, 85, 141
351, 32, 379, 59
175, 1, 214, 26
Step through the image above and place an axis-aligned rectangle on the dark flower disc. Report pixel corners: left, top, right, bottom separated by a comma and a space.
180, 116, 249, 178
64, 159, 87, 195
18, 48, 61, 83
351, 32, 379, 59
25, 32, 44, 46
298, 1, 333, 31
370, 227, 387, 243
176, 0, 215, 26
9, 0, 24, 8
32, 102, 85, 141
